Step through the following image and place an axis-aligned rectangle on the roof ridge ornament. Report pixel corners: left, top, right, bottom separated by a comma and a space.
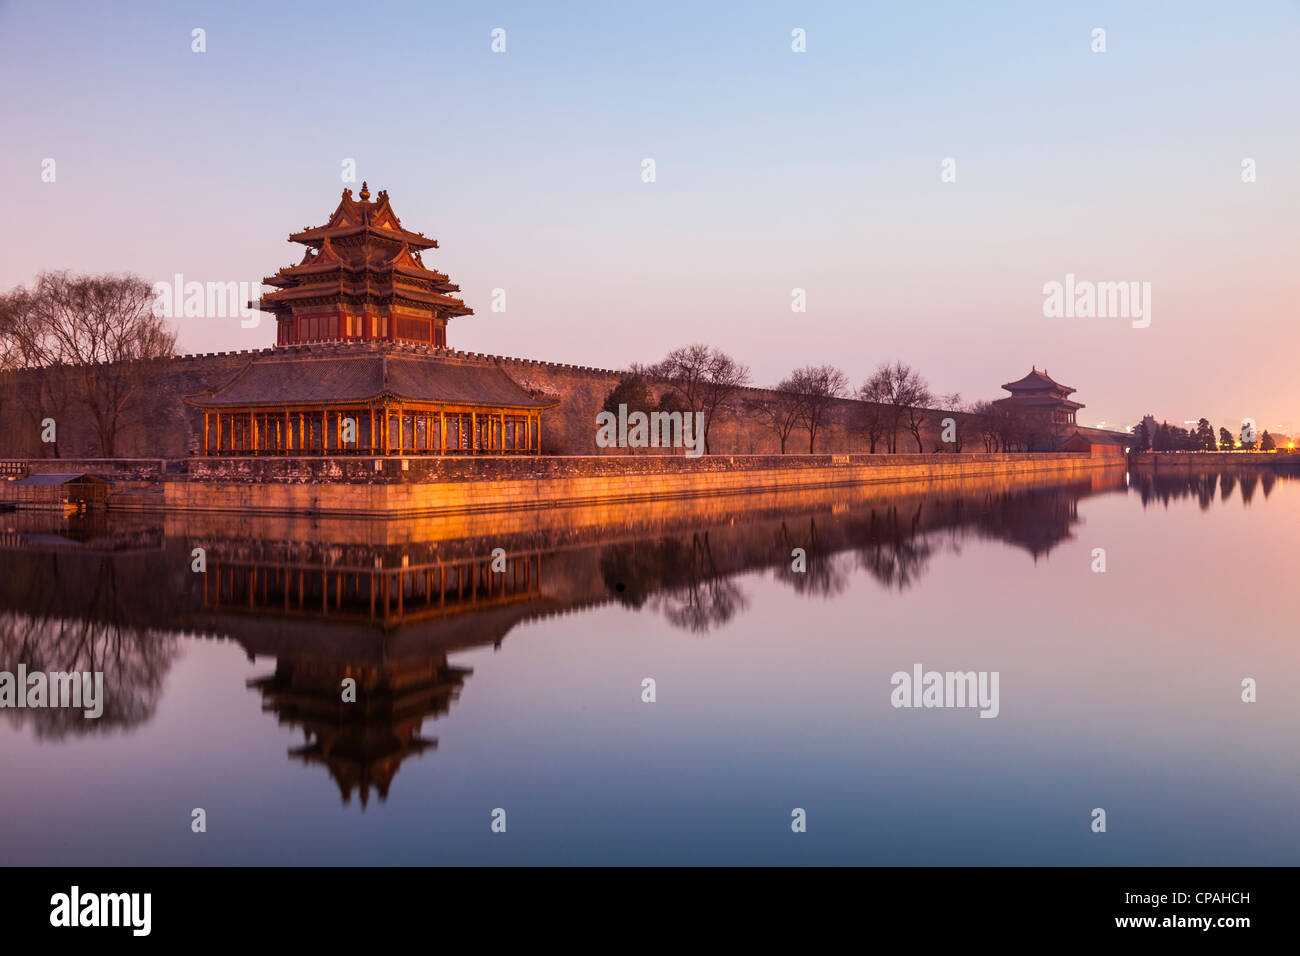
359, 181, 371, 201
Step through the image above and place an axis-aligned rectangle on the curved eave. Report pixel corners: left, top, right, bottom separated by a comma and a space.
288, 224, 439, 249
185, 393, 551, 411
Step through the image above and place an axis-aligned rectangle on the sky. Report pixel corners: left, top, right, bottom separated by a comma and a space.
0, 0, 1296, 433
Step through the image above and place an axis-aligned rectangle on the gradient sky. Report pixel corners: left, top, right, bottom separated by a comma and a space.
1, 0, 1296, 432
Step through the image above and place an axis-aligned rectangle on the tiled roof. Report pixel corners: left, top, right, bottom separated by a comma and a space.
185, 351, 557, 410
1001, 368, 1074, 393
993, 395, 1085, 411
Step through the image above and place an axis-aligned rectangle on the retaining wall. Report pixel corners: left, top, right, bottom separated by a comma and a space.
159, 452, 1125, 517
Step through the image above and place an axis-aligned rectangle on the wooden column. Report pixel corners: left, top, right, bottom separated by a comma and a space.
471, 412, 478, 454
370, 407, 376, 455
203, 413, 209, 455
439, 411, 446, 454
250, 411, 257, 456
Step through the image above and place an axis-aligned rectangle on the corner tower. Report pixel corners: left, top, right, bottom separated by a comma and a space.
258, 183, 473, 347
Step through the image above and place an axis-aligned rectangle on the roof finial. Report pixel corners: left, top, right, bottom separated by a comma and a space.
359, 181, 371, 201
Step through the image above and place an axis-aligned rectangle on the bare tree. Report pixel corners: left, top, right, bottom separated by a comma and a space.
934, 392, 964, 452
855, 377, 891, 453
865, 361, 932, 453
782, 364, 848, 453
968, 400, 1001, 453
861, 366, 902, 453
643, 344, 751, 454
602, 375, 655, 454
7, 272, 177, 456
903, 383, 935, 453
987, 403, 1039, 452
1, 283, 75, 457
748, 388, 801, 454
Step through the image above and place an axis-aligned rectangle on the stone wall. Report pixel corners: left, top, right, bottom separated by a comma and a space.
0, 350, 259, 459
160, 452, 1124, 517
1130, 452, 1300, 467
0, 342, 1001, 459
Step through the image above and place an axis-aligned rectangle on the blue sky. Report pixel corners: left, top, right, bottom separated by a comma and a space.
1, 0, 1297, 431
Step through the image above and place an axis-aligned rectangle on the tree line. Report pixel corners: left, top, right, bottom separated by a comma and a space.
604, 345, 1056, 455
1130, 418, 1283, 452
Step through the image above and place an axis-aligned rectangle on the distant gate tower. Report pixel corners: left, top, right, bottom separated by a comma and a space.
994, 367, 1083, 426
257, 183, 473, 347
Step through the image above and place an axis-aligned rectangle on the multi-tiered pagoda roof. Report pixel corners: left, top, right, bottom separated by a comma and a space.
259, 183, 473, 348
994, 367, 1084, 425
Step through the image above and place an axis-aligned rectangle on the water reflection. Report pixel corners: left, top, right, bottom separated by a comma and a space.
0, 518, 185, 738
1128, 464, 1283, 508
3, 462, 1296, 806
250, 654, 471, 808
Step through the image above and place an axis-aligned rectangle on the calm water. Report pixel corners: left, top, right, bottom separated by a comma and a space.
1, 465, 1298, 865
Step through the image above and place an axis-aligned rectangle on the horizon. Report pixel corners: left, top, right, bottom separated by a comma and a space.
1, 0, 1297, 433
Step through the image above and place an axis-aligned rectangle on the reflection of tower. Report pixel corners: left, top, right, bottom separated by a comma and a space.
248, 655, 471, 808
979, 487, 1080, 561
195, 546, 547, 803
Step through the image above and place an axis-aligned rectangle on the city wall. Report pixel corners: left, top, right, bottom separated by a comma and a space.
158, 452, 1124, 517
1129, 452, 1300, 467
0, 342, 994, 459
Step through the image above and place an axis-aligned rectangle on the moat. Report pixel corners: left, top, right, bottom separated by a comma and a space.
1, 466, 1296, 865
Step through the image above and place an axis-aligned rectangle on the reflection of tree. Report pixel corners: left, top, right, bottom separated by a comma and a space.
1240, 472, 1258, 505
1260, 471, 1276, 499
1195, 472, 1218, 510
853, 504, 935, 591
600, 532, 748, 633
0, 612, 178, 738
772, 518, 850, 598
1128, 466, 1296, 509
653, 575, 747, 633
0, 550, 182, 738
